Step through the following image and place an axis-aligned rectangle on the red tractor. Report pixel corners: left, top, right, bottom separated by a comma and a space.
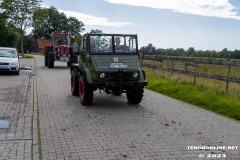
44, 32, 77, 68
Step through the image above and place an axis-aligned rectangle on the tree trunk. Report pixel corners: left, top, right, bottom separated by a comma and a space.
21, 32, 24, 57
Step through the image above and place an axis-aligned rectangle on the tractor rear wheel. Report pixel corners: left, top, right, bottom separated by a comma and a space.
71, 71, 79, 96
79, 74, 93, 105
48, 51, 54, 68
126, 85, 144, 104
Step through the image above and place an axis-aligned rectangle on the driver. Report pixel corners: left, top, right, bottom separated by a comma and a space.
58, 38, 65, 45
114, 37, 128, 52
90, 37, 97, 52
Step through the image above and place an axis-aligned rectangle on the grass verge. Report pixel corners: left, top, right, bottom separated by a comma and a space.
30, 52, 44, 56
145, 68, 240, 120
22, 54, 34, 59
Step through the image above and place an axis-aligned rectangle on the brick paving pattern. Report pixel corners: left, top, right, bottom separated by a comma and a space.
35, 56, 239, 160
0, 58, 34, 160
0, 55, 239, 160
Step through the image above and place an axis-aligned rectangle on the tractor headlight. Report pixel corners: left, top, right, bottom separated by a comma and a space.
100, 73, 105, 78
133, 72, 138, 78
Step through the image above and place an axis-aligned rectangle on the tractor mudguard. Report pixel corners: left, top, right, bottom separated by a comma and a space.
81, 68, 93, 84
140, 70, 146, 81
71, 64, 79, 76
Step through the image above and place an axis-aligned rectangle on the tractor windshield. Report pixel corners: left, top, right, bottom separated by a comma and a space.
89, 35, 137, 54
53, 35, 68, 45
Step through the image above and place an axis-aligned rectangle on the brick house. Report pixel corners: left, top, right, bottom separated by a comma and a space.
37, 39, 52, 52
31, 37, 52, 53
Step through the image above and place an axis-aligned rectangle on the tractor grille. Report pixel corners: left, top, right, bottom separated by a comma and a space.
92, 55, 139, 71
104, 72, 137, 82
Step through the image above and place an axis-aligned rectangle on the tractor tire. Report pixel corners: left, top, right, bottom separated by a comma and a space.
48, 51, 54, 68
67, 55, 78, 67
112, 91, 122, 96
44, 50, 48, 67
79, 74, 93, 105
67, 61, 71, 67
72, 55, 78, 63
14, 71, 19, 75
126, 85, 144, 104
112, 88, 122, 96
71, 71, 79, 96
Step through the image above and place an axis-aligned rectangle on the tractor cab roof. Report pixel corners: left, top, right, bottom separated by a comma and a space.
83, 33, 137, 37
52, 32, 71, 36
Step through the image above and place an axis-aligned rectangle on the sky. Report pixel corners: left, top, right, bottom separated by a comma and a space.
39, 0, 240, 51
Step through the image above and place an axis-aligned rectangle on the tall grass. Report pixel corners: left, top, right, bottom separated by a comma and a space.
144, 67, 240, 120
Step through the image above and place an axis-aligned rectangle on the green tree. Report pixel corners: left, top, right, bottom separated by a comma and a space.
66, 17, 85, 36
0, 13, 20, 48
220, 48, 229, 58
32, 6, 85, 37
1, 0, 41, 55
31, 7, 49, 37
17, 35, 34, 53
139, 45, 156, 54
187, 47, 195, 56
74, 34, 82, 46
89, 29, 103, 34
176, 48, 185, 56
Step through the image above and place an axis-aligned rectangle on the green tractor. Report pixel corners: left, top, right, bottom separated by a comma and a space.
70, 33, 147, 105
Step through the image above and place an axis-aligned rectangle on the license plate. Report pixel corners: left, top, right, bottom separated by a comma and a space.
0, 66, 8, 69
109, 63, 128, 69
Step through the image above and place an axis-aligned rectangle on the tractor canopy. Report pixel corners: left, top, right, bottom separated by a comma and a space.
52, 32, 71, 46
81, 34, 138, 55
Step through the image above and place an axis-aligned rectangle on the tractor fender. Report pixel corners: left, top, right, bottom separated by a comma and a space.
81, 68, 93, 84
70, 64, 79, 76
140, 70, 146, 81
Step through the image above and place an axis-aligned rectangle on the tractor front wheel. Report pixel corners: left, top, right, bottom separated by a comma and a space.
126, 85, 144, 104
48, 51, 54, 68
112, 88, 122, 96
71, 71, 79, 96
79, 74, 93, 105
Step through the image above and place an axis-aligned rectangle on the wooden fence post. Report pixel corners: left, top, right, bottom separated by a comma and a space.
171, 59, 174, 75
225, 65, 231, 91
193, 61, 197, 84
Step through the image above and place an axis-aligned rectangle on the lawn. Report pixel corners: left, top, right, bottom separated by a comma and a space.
144, 67, 240, 120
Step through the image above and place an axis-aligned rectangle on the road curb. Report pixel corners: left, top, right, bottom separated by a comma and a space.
32, 57, 42, 160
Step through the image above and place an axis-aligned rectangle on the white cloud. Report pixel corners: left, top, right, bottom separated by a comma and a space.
60, 10, 131, 27
105, 0, 240, 20
41, 5, 131, 27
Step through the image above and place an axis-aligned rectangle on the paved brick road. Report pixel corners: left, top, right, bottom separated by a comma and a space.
0, 55, 239, 160
0, 58, 34, 160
